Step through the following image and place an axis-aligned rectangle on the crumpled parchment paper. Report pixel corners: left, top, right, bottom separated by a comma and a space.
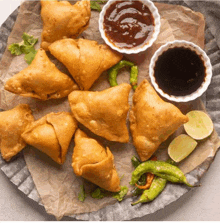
0, 0, 220, 220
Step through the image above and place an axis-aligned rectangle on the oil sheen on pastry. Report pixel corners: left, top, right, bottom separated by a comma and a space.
0, 104, 34, 161
4, 49, 78, 100
129, 79, 189, 161
22, 112, 78, 164
72, 129, 120, 192
68, 83, 131, 143
48, 38, 123, 90
41, 0, 91, 51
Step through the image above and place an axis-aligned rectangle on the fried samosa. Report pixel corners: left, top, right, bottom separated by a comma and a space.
68, 83, 131, 143
130, 79, 189, 161
41, 0, 91, 51
72, 129, 120, 192
48, 38, 123, 90
4, 49, 78, 100
22, 112, 78, 164
0, 104, 34, 161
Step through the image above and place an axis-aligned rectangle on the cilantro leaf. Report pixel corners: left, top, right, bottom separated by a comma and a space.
78, 185, 86, 202
91, 188, 107, 199
22, 32, 38, 46
113, 186, 128, 202
8, 32, 38, 64
90, 1, 102, 12
8, 43, 23, 55
24, 48, 37, 65
20, 44, 36, 54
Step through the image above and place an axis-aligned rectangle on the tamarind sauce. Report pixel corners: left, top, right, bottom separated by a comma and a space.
154, 47, 206, 96
103, 1, 154, 49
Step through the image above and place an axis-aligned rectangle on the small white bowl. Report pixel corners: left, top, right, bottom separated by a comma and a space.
99, 0, 161, 54
149, 40, 213, 103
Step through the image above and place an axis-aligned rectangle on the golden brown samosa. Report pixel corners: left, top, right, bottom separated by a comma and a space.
41, 0, 91, 51
0, 104, 34, 161
130, 79, 189, 161
68, 83, 131, 143
22, 112, 78, 164
72, 129, 120, 192
4, 49, 78, 100
48, 38, 123, 90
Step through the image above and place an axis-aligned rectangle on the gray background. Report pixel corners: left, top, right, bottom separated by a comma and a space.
1, 0, 220, 221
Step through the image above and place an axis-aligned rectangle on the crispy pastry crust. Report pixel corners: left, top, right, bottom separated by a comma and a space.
72, 129, 120, 192
41, 0, 91, 51
130, 79, 189, 161
48, 38, 123, 90
4, 48, 78, 100
22, 112, 78, 164
0, 104, 34, 161
68, 83, 131, 143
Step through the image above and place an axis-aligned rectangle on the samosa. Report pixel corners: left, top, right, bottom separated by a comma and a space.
130, 79, 189, 161
22, 112, 78, 164
4, 48, 78, 100
0, 104, 34, 161
48, 38, 123, 90
72, 129, 120, 192
41, 0, 91, 51
68, 83, 131, 143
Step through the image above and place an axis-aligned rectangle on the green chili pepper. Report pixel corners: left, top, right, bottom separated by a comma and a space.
130, 160, 192, 187
131, 176, 167, 205
131, 156, 141, 168
131, 156, 146, 186
108, 60, 138, 90
131, 159, 179, 204
130, 66, 138, 90
131, 156, 145, 196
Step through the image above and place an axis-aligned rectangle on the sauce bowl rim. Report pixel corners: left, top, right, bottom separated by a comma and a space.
99, 0, 161, 54
149, 40, 213, 102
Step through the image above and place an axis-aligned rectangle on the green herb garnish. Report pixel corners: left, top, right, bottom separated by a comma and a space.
8, 32, 38, 64
78, 185, 86, 202
91, 187, 107, 199
90, 0, 106, 12
113, 186, 128, 202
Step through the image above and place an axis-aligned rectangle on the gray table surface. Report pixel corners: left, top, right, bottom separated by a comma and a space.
1, 0, 220, 221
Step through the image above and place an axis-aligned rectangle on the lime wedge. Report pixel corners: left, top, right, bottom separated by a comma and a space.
184, 110, 214, 140
168, 134, 198, 162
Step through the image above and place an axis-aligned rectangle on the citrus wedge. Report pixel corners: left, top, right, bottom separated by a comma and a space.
184, 110, 214, 140
168, 134, 198, 162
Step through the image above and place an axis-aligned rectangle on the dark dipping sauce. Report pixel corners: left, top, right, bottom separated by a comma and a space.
154, 47, 206, 96
103, 1, 155, 49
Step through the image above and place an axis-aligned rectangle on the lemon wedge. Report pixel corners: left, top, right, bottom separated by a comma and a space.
168, 134, 198, 162
184, 110, 214, 140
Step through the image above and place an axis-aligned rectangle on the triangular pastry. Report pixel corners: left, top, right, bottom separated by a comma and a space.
48, 38, 123, 90
68, 83, 131, 143
129, 79, 189, 161
0, 104, 34, 161
41, 0, 91, 51
72, 129, 120, 192
21, 112, 78, 164
4, 48, 78, 100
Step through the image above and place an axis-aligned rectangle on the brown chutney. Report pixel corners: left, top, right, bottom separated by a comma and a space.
103, 0, 155, 49
154, 47, 206, 96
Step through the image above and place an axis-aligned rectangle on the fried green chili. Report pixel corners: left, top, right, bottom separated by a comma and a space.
130, 160, 192, 187
131, 159, 180, 205
108, 60, 138, 90
131, 156, 146, 196
130, 65, 138, 90
131, 156, 146, 185
131, 176, 167, 205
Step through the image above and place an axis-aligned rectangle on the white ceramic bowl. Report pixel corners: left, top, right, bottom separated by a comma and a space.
149, 40, 213, 103
99, 0, 161, 54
